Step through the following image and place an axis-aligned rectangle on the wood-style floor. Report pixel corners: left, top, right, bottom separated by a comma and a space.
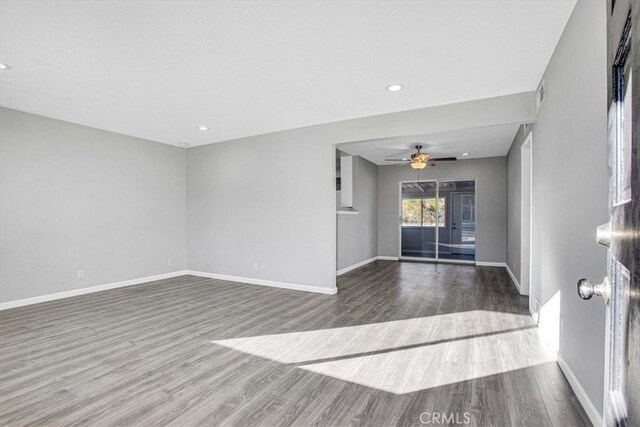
0, 261, 590, 426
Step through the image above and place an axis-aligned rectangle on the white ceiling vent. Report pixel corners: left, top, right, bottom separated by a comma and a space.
536, 79, 546, 112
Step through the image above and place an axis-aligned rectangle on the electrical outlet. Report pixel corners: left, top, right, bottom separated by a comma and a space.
252, 262, 258, 271
167, 259, 173, 266
77, 270, 85, 279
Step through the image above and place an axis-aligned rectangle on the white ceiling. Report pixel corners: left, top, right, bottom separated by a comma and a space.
0, 1, 575, 147
338, 123, 521, 164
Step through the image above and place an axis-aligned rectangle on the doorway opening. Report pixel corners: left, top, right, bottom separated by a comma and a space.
520, 133, 532, 296
400, 179, 476, 263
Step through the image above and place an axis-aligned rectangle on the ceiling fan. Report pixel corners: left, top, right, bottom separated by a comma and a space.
384, 145, 457, 169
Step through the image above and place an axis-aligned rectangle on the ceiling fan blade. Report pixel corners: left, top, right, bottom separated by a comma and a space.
429, 157, 457, 161
384, 158, 410, 162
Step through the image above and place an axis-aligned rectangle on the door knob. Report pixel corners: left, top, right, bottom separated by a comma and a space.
577, 277, 610, 303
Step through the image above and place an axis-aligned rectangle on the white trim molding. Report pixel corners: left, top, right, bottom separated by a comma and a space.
187, 270, 337, 295
400, 257, 475, 265
557, 352, 603, 427
337, 210, 361, 215
0, 270, 189, 310
505, 264, 522, 293
337, 257, 378, 276
337, 255, 402, 276
475, 261, 507, 267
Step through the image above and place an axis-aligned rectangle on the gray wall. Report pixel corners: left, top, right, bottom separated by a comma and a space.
185, 93, 535, 292
507, 1, 608, 414
186, 130, 336, 291
0, 107, 187, 303
506, 125, 528, 281
378, 157, 507, 263
337, 155, 378, 270
1, 93, 535, 302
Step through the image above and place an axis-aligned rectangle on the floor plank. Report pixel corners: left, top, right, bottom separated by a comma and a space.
0, 261, 590, 426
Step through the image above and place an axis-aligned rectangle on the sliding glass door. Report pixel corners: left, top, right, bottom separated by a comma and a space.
437, 180, 476, 261
400, 179, 476, 262
400, 181, 440, 259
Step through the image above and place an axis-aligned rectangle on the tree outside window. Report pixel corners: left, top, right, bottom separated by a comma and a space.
402, 198, 445, 227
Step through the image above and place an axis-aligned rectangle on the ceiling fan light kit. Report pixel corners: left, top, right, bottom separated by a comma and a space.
410, 160, 427, 169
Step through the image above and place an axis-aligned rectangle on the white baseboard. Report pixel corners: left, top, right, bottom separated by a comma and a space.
377, 256, 399, 261
187, 270, 337, 295
505, 264, 522, 293
0, 270, 189, 310
475, 261, 507, 267
557, 352, 603, 427
337, 257, 378, 276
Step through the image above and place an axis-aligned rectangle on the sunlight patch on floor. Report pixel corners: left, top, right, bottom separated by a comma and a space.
537, 290, 561, 358
300, 328, 551, 394
211, 310, 551, 394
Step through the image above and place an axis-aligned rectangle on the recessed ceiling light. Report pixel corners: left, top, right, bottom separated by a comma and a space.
197, 126, 209, 131
178, 143, 189, 147
386, 83, 404, 92
0, 63, 11, 70
462, 152, 470, 156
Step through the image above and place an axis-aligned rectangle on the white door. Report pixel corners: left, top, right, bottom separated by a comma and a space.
577, 3, 638, 425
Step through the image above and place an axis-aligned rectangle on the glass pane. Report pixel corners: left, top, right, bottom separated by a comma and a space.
608, 257, 630, 414
422, 198, 445, 227
461, 194, 475, 243
401, 199, 422, 226
401, 181, 437, 258
437, 180, 476, 261
618, 67, 632, 203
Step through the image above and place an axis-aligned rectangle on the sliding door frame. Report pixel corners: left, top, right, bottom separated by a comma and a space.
398, 177, 477, 265
398, 179, 439, 262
